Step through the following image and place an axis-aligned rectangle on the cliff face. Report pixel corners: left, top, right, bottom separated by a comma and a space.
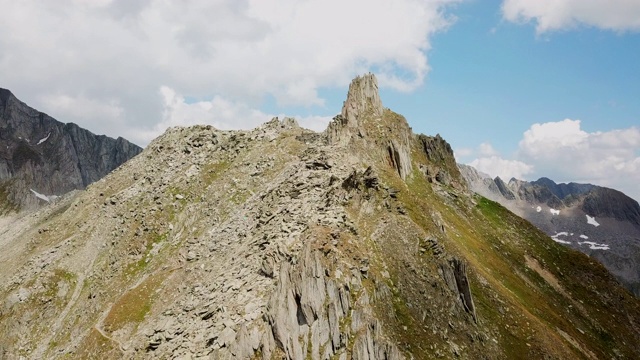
1, 76, 640, 359
0, 88, 142, 210
460, 164, 640, 296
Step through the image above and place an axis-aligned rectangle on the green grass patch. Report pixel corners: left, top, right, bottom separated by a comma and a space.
0, 180, 19, 213
124, 232, 168, 277
75, 328, 121, 358
102, 273, 164, 333
201, 160, 231, 185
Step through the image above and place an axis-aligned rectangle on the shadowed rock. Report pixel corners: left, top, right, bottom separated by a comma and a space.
0, 88, 142, 209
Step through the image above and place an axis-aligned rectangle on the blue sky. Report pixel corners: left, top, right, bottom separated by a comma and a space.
0, 0, 638, 200
396, 0, 640, 154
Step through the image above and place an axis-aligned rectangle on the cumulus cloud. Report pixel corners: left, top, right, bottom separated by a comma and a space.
518, 120, 640, 196
0, 0, 459, 145
518, 119, 588, 157
454, 147, 473, 159
467, 119, 640, 202
501, 0, 640, 33
478, 142, 500, 157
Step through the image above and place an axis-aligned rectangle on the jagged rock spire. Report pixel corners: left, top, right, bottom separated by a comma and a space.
324, 73, 415, 180
325, 73, 383, 146
340, 73, 383, 127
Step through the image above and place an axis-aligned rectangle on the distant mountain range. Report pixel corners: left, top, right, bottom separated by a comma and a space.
0, 88, 142, 210
460, 164, 640, 296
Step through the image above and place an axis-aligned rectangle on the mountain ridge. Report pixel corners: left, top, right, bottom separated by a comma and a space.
1, 75, 640, 359
460, 163, 640, 296
0, 87, 142, 210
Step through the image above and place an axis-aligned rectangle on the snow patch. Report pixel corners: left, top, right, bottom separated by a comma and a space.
30, 189, 50, 202
536, 206, 542, 213
549, 208, 560, 215
36, 132, 51, 145
551, 232, 571, 244
579, 235, 588, 239
586, 215, 600, 227
578, 241, 609, 250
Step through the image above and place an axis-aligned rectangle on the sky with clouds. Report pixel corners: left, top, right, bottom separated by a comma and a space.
0, 0, 638, 201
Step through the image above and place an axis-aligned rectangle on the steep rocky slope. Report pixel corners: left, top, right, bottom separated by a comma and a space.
460, 164, 640, 297
0, 88, 142, 210
2, 75, 640, 359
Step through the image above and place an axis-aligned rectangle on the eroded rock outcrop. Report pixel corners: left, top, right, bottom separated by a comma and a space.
326, 74, 414, 180
326, 73, 382, 146
341, 73, 383, 126
266, 244, 401, 360
418, 134, 465, 190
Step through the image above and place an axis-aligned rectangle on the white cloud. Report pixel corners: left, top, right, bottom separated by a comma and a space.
502, 0, 640, 33
478, 142, 499, 157
294, 115, 333, 133
0, 0, 459, 145
454, 147, 473, 160
464, 142, 534, 181
519, 119, 588, 157
469, 156, 533, 181
517, 120, 640, 200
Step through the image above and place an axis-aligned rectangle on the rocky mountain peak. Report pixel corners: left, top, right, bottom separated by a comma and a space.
325, 74, 467, 186
0, 88, 13, 104
325, 74, 416, 180
340, 73, 383, 126
325, 73, 385, 146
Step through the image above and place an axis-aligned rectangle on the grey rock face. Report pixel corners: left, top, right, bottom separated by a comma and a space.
418, 134, 466, 190
326, 73, 383, 146
340, 73, 383, 128
493, 177, 515, 200
387, 139, 412, 180
580, 187, 640, 225
0, 88, 142, 209
265, 242, 402, 360
325, 74, 414, 180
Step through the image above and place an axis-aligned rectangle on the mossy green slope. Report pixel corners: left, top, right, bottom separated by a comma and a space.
338, 104, 640, 359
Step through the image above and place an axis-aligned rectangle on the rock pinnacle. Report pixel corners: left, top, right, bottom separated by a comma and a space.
341, 73, 383, 127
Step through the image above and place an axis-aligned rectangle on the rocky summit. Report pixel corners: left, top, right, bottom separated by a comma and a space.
1, 74, 640, 359
460, 164, 640, 297
0, 88, 142, 210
